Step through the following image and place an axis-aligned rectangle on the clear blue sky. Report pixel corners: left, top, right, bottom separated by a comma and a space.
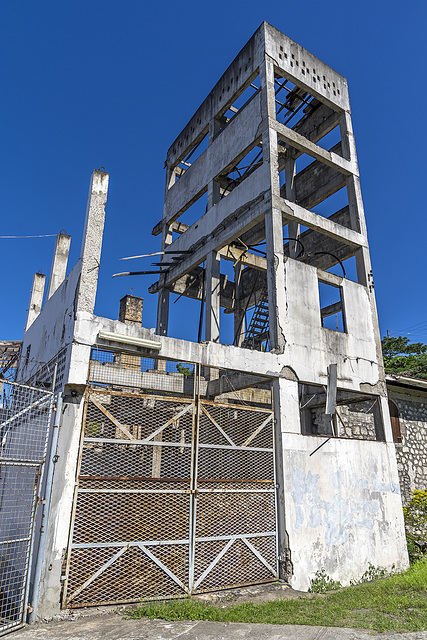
1, 1, 426, 345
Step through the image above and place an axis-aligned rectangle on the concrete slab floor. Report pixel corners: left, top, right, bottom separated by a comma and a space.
8, 613, 427, 640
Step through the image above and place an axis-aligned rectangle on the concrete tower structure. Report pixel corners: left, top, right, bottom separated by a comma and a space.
149, 22, 408, 585
10, 24, 408, 622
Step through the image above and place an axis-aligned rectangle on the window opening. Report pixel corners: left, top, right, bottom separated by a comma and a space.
318, 280, 345, 332
173, 128, 209, 183
216, 75, 260, 134
300, 383, 385, 441
177, 190, 208, 228
217, 141, 263, 199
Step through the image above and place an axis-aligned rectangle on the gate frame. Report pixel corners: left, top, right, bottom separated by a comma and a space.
62, 357, 278, 607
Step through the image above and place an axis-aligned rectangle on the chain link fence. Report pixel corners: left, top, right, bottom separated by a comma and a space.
0, 380, 54, 636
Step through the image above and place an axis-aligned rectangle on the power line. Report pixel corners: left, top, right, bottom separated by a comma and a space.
0, 234, 57, 239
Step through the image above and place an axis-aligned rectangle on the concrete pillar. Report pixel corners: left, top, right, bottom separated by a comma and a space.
271, 377, 299, 580
233, 262, 245, 346
77, 169, 109, 315
156, 225, 172, 339
47, 232, 71, 300
207, 179, 220, 210
205, 251, 220, 343
284, 157, 300, 258
265, 205, 287, 354
25, 272, 46, 330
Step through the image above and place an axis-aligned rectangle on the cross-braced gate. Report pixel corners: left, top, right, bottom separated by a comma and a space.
0, 381, 54, 636
63, 381, 277, 607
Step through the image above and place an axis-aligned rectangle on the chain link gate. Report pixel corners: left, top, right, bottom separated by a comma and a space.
0, 381, 54, 636
63, 377, 277, 607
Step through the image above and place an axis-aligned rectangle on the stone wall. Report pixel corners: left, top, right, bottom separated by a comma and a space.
307, 400, 379, 440
387, 384, 427, 505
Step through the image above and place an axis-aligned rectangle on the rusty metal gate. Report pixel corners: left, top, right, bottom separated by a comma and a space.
63, 385, 277, 607
0, 381, 54, 636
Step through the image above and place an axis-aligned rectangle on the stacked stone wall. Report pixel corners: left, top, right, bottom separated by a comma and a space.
388, 387, 427, 505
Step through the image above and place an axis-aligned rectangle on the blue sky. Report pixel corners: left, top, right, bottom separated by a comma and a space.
1, 1, 426, 345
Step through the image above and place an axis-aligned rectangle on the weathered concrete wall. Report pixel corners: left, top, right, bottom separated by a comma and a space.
282, 259, 379, 390
388, 383, 427, 504
18, 262, 81, 386
282, 434, 408, 590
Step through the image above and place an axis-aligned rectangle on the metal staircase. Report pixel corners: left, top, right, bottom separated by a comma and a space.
242, 289, 269, 350
0, 341, 21, 381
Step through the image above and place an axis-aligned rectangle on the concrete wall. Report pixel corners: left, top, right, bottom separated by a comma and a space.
282, 434, 408, 590
282, 259, 379, 389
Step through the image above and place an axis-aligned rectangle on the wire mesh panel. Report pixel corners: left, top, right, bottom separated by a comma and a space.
0, 381, 54, 636
192, 400, 277, 593
64, 389, 195, 607
65, 378, 277, 607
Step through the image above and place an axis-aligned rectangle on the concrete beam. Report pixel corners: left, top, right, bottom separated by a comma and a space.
274, 120, 356, 177
276, 195, 366, 249
219, 245, 267, 272
47, 232, 71, 300
206, 372, 270, 397
156, 192, 269, 289
152, 219, 189, 237
25, 272, 46, 331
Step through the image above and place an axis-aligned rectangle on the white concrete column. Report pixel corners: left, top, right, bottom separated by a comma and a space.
25, 272, 46, 330
47, 232, 71, 300
77, 169, 109, 314
205, 250, 221, 343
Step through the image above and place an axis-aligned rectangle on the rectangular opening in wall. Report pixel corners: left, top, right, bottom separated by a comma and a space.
282, 216, 360, 283
318, 279, 345, 332
299, 383, 385, 441
172, 127, 209, 184
217, 139, 263, 199
204, 362, 273, 408
177, 190, 208, 227
274, 72, 342, 148
237, 268, 269, 352
278, 142, 355, 230
215, 74, 260, 136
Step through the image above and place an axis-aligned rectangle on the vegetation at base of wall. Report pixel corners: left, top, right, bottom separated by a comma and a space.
308, 569, 341, 593
404, 489, 427, 562
349, 563, 396, 585
382, 336, 427, 379
124, 558, 427, 633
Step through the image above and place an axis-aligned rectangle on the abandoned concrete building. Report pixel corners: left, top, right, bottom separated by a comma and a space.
1, 21, 420, 632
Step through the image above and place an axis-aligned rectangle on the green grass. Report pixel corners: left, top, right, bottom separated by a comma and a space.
124, 557, 427, 633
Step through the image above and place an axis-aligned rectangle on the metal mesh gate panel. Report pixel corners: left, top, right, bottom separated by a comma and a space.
193, 400, 276, 593
64, 385, 277, 607
0, 381, 54, 636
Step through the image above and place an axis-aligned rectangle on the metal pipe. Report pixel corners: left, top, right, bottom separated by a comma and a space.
28, 391, 63, 623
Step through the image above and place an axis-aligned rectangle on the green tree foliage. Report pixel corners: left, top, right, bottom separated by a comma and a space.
381, 336, 427, 379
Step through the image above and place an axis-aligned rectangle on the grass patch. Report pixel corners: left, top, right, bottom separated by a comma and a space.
124, 558, 427, 633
